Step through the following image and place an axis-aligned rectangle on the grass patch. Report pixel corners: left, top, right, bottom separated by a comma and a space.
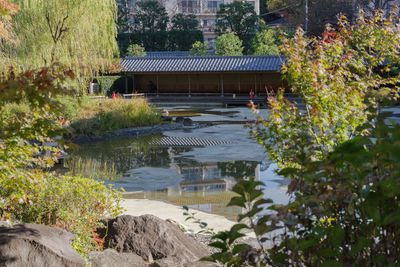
1, 96, 162, 137
61, 96, 161, 137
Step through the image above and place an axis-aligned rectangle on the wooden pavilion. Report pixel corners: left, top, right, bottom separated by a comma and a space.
120, 55, 285, 97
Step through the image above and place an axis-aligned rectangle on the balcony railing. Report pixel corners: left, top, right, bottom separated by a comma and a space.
200, 26, 216, 33
179, 7, 201, 13
203, 7, 219, 13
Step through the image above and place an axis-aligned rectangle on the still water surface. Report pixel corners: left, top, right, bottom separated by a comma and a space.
66, 105, 289, 220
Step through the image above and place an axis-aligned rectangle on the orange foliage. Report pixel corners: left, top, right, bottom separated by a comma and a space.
0, 0, 20, 40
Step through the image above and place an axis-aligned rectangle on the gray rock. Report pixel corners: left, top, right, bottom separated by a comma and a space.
150, 257, 180, 267
99, 215, 209, 265
175, 117, 184, 124
151, 257, 220, 267
184, 261, 221, 267
0, 223, 85, 267
89, 248, 148, 267
182, 118, 193, 126
161, 116, 172, 122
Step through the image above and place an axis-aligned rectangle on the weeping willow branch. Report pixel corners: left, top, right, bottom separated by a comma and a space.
2, 0, 119, 90
45, 12, 69, 63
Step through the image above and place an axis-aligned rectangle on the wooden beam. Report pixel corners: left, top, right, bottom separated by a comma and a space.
221, 74, 224, 96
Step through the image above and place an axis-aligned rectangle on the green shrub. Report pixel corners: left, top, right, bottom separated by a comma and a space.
0, 140, 123, 256
126, 43, 146, 57
95, 76, 133, 96
190, 41, 209, 56
0, 66, 124, 257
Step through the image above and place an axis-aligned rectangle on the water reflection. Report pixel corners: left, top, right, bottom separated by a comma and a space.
66, 136, 265, 219
65, 106, 288, 219
66, 136, 262, 192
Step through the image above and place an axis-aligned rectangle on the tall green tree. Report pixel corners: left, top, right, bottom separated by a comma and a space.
171, 13, 198, 31
116, 0, 131, 33
267, 0, 354, 35
215, 33, 243, 56
5, 0, 118, 80
216, 2, 258, 41
169, 13, 203, 51
132, 0, 169, 51
250, 27, 279, 55
133, 0, 169, 32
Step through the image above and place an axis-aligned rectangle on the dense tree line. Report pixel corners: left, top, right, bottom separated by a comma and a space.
116, 0, 203, 55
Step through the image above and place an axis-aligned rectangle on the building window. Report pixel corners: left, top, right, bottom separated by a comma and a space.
128, 0, 136, 9
247, 1, 255, 7
207, 1, 222, 13
180, 0, 199, 13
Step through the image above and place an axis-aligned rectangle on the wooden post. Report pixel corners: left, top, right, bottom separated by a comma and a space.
254, 74, 257, 96
156, 75, 159, 97
188, 74, 191, 97
131, 74, 135, 93
124, 75, 128, 94
221, 74, 224, 97
175, 74, 177, 93
238, 74, 241, 93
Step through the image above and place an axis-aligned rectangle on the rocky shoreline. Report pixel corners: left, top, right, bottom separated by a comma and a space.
71, 119, 208, 144
0, 215, 220, 267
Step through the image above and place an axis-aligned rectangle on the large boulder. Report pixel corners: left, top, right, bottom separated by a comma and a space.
89, 248, 148, 267
0, 223, 85, 267
99, 215, 209, 265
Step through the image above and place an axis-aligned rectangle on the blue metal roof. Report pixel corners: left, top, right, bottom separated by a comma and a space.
145, 51, 191, 57
144, 51, 215, 57
121, 55, 283, 73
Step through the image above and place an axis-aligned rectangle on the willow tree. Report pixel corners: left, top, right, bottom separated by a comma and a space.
5, 0, 118, 86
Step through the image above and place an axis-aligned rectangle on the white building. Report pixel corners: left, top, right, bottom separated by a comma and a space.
123, 0, 260, 46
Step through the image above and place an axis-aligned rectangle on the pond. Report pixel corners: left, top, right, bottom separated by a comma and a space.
65, 105, 289, 220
